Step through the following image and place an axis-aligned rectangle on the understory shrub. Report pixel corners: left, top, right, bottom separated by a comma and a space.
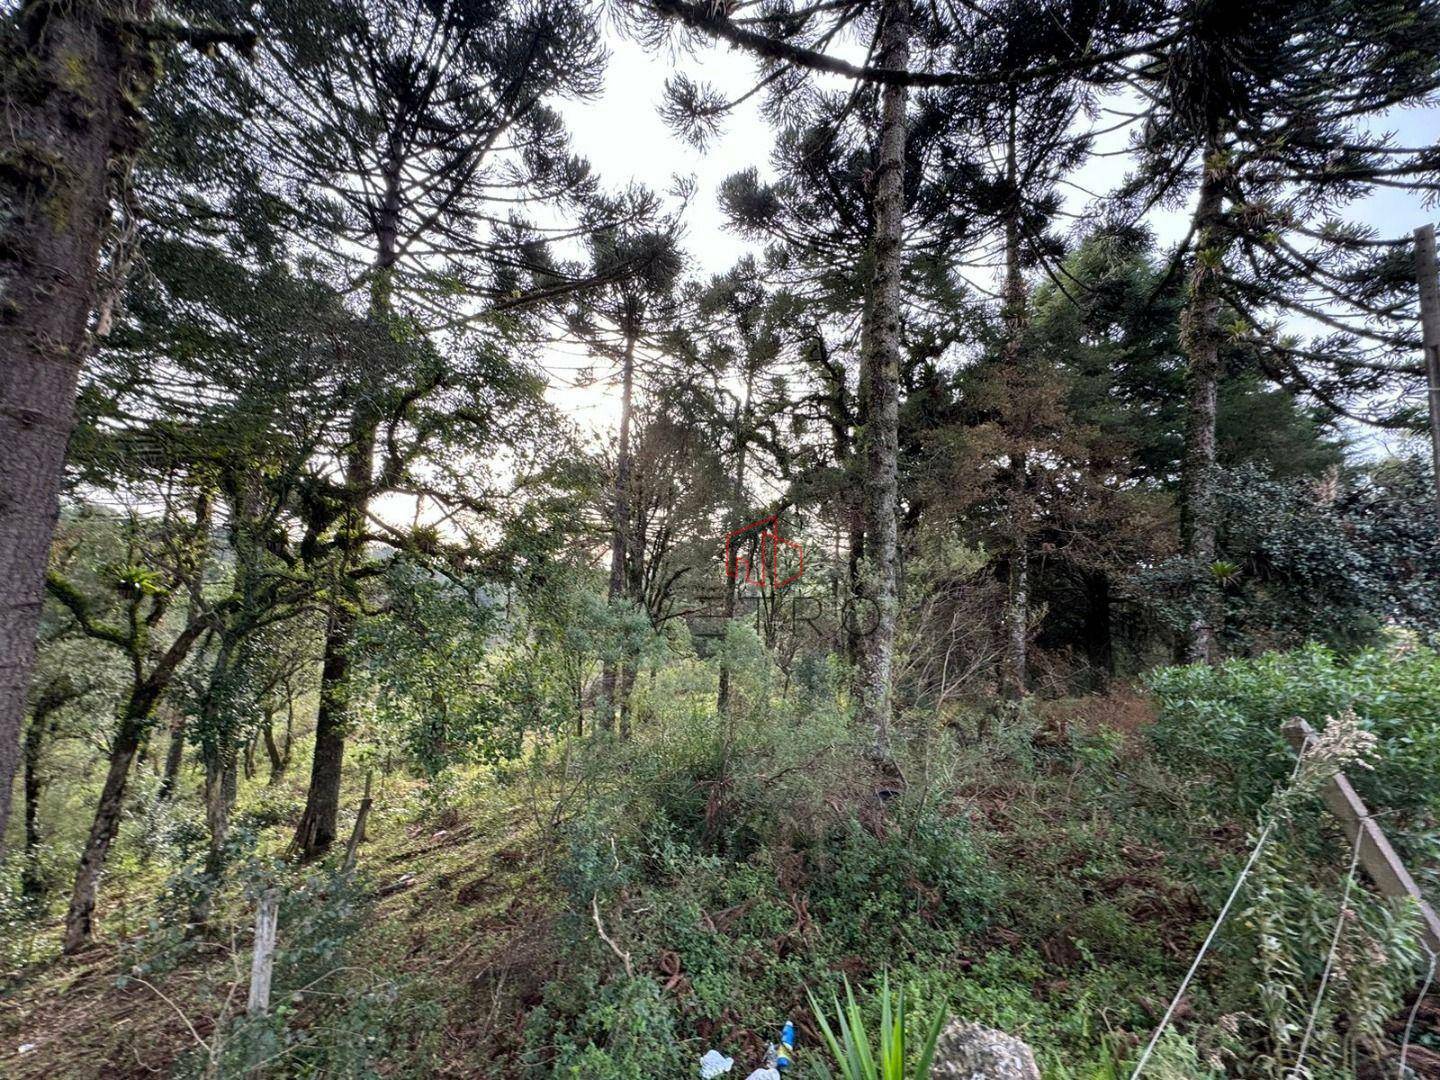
807, 809, 999, 957
1146, 643, 1440, 855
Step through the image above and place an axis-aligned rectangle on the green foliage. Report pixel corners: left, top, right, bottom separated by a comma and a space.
528, 653, 1011, 1075
1236, 841, 1421, 1078
808, 974, 946, 1080
1147, 643, 1440, 852
808, 810, 998, 956
1149, 646, 1435, 1074
354, 562, 554, 775
121, 862, 445, 1078
1134, 462, 1439, 655
523, 972, 686, 1078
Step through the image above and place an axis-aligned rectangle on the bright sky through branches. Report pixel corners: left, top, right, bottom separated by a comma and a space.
548, 23, 1440, 455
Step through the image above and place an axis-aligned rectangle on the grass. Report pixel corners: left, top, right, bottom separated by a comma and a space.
3, 680, 1437, 1077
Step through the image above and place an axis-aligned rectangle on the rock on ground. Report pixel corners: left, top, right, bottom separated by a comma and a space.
931, 1019, 1042, 1079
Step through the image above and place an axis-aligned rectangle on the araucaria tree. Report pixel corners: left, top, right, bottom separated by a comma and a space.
0, 1, 250, 859
1119, 0, 1440, 661
6, 1, 1440, 1071
199, 0, 609, 856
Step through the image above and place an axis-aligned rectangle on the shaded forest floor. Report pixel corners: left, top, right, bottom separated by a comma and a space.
0, 773, 558, 1076
4, 684, 1439, 1078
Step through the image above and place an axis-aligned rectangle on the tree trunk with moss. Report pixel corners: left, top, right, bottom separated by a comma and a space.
62, 616, 207, 953
1179, 148, 1229, 665
0, 0, 156, 859
853, 0, 909, 758
20, 709, 54, 895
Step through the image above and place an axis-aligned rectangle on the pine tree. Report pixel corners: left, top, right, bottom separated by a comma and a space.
558, 214, 684, 734
0, 0, 250, 860
195, 0, 611, 853
1119, 0, 1440, 661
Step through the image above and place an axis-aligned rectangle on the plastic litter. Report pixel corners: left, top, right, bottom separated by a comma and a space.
704, 1018, 794, 1080
776, 1020, 795, 1070
699, 1049, 735, 1077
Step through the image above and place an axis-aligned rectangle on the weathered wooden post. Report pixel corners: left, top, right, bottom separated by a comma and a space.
247, 888, 281, 1016
343, 770, 374, 872
1282, 719, 1440, 956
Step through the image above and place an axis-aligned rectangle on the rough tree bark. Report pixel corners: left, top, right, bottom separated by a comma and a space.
0, 0, 156, 859
64, 708, 145, 951
62, 617, 208, 952
853, 0, 909, 758
1178, 147, 1229, 665
999, 104, 1030, 702
21, 715, 47, 893
599, 324, 637, 734
293, 607, 354, 860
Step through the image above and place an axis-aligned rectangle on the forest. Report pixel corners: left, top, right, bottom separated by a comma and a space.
2, 0, 1440, 1076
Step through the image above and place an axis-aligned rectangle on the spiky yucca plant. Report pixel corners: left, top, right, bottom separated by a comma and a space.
807, 975, 947, 1080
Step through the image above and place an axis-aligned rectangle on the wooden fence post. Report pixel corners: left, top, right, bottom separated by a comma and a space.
343, 770, 374, 872
1282, 719, 1440, 957
247, 888, 280, 1016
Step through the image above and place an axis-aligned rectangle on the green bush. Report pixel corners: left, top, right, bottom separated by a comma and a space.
1147, 643, 1440, 833
521, 972, 686, 1078
809, 808, 999, 957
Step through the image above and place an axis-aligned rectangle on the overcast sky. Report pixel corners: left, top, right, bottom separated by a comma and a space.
549, 24, 1440, 454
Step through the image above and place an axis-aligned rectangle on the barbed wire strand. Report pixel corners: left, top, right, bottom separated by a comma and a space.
1398, 943, 1438, 1079
1289, 826, 1365, 1078
1130, 757, 1310, 1079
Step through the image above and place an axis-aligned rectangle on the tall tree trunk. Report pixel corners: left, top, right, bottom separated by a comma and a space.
294, 607, 352, 859
853, 0, 909, 758
22, 681, 89, 893
192, 755, 236, 925
60, 610, 208, 952
192, 634, 242, 924
717, 373, 755, 717
812, 336, 864, 664
0, 0, 151, 858
63, 689, 153, 952
845, 504, 865, 665
1179, 146, 1229, 665
21, 712, 50, 896
292, 152, 397, 856
262, 709, 285, 785
999, 106, 1030, 701
154, 512, 212, 806
156, 711, 188, 802
282, 699, 293, 770
599, 326, 637, 733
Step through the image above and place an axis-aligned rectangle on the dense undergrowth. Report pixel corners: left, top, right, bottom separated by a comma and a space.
3, 640, 1439, 1077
